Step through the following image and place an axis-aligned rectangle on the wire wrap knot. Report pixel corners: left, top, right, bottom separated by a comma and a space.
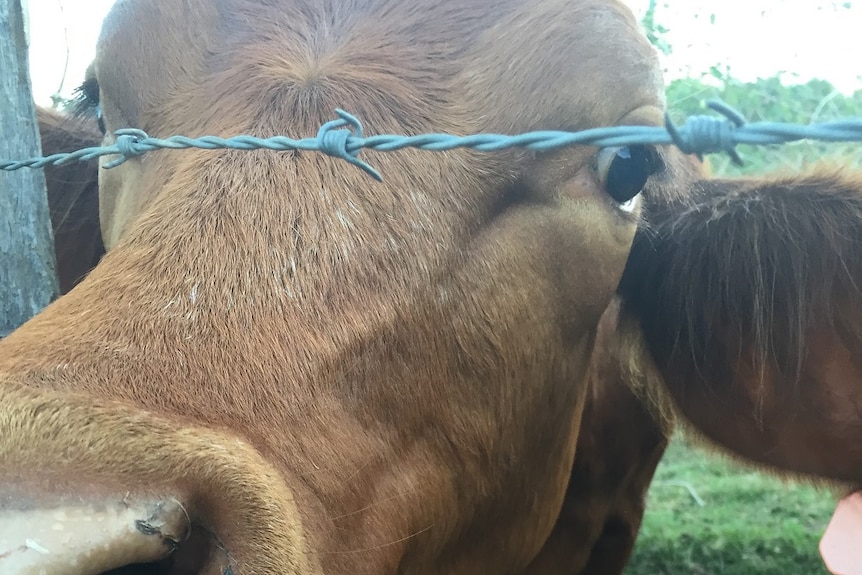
107, 129, 150, 168
316, 109, 382, 181
665, 100, 747, 165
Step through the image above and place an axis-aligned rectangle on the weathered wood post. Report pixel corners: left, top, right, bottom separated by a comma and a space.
0, 0, 59, 338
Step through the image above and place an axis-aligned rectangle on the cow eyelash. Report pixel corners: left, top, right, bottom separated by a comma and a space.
70, 77, 106, 135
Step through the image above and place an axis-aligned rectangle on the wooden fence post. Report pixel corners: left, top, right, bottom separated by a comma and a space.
0, 0, 59, 338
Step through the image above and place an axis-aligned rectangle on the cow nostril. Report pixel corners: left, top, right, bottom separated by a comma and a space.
101, 564, 163, 575
96, 525, 218, 575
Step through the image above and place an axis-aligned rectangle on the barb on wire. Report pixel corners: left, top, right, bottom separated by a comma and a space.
3, 100, 862, 181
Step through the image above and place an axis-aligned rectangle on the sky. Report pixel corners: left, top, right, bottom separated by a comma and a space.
25, 0, 862, 107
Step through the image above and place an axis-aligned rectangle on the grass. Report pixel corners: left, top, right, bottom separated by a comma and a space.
624, 435, 837, 575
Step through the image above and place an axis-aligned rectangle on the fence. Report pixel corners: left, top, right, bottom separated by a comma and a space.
4, 101, 862, 182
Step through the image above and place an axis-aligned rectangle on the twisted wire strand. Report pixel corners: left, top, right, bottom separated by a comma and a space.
4, 101, 862, 182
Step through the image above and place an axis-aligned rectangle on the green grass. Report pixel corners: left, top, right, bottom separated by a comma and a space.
625, 436, 836, 575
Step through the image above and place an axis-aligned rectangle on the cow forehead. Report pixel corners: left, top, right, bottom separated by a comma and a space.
96, 0, 663, 137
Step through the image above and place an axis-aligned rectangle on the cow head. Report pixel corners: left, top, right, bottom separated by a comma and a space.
2, 1, 694, 573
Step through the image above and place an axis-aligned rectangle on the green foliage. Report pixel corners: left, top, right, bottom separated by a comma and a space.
638, 1, 862, 176
625, 437, 835, 575
641, 0, 672, 56
664, 71, 862, 177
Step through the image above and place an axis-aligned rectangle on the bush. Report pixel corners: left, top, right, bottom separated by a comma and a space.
665, 73, 862, 177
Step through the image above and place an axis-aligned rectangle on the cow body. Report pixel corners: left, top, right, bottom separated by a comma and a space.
37, 107, 104, 294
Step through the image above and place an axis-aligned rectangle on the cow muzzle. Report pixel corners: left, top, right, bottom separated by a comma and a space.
0, 498, 190, 575
0, 380, 314, 575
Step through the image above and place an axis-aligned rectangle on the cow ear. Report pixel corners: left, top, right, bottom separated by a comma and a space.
618, 169, 862, 481
37, 106, 105, 295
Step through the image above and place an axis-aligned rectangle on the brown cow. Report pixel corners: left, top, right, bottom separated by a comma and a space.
30, 104, 670, 575
36, 107, 104, 294
620, 168, 862, 477
0, 2, 676, 573
1, 1, 859, 575
527, 298, 674, 574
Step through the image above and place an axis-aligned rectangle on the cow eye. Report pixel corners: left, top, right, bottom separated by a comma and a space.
596, 145, 660, 211
95, 105, 106, 135
71, 76, 106, 135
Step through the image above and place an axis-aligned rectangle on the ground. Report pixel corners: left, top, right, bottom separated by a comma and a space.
625, 434, 835, 575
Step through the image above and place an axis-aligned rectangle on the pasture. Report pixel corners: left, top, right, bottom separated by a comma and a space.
627, 436, 834, 575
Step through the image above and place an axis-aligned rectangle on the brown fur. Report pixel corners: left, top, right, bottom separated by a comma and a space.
6, 1, 862, 574
621, 166, 862, 481
1, 1, 672, 574
526, 299, 673, 574
26, 107, 673, 574
36, 107, 104, 294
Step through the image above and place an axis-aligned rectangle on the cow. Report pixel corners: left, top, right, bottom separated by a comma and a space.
26, 104, 671, 575
36, 106, 104, 295
621, 169, 862, 481
528, 298, 673, 574
1, 1, 860, 575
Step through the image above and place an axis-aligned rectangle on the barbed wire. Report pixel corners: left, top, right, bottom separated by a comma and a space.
3, 100, 862, 182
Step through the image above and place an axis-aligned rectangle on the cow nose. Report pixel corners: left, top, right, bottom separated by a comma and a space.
0, 498, 190, 575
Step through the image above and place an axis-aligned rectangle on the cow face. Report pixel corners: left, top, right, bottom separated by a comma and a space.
1, 1, 702, 574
